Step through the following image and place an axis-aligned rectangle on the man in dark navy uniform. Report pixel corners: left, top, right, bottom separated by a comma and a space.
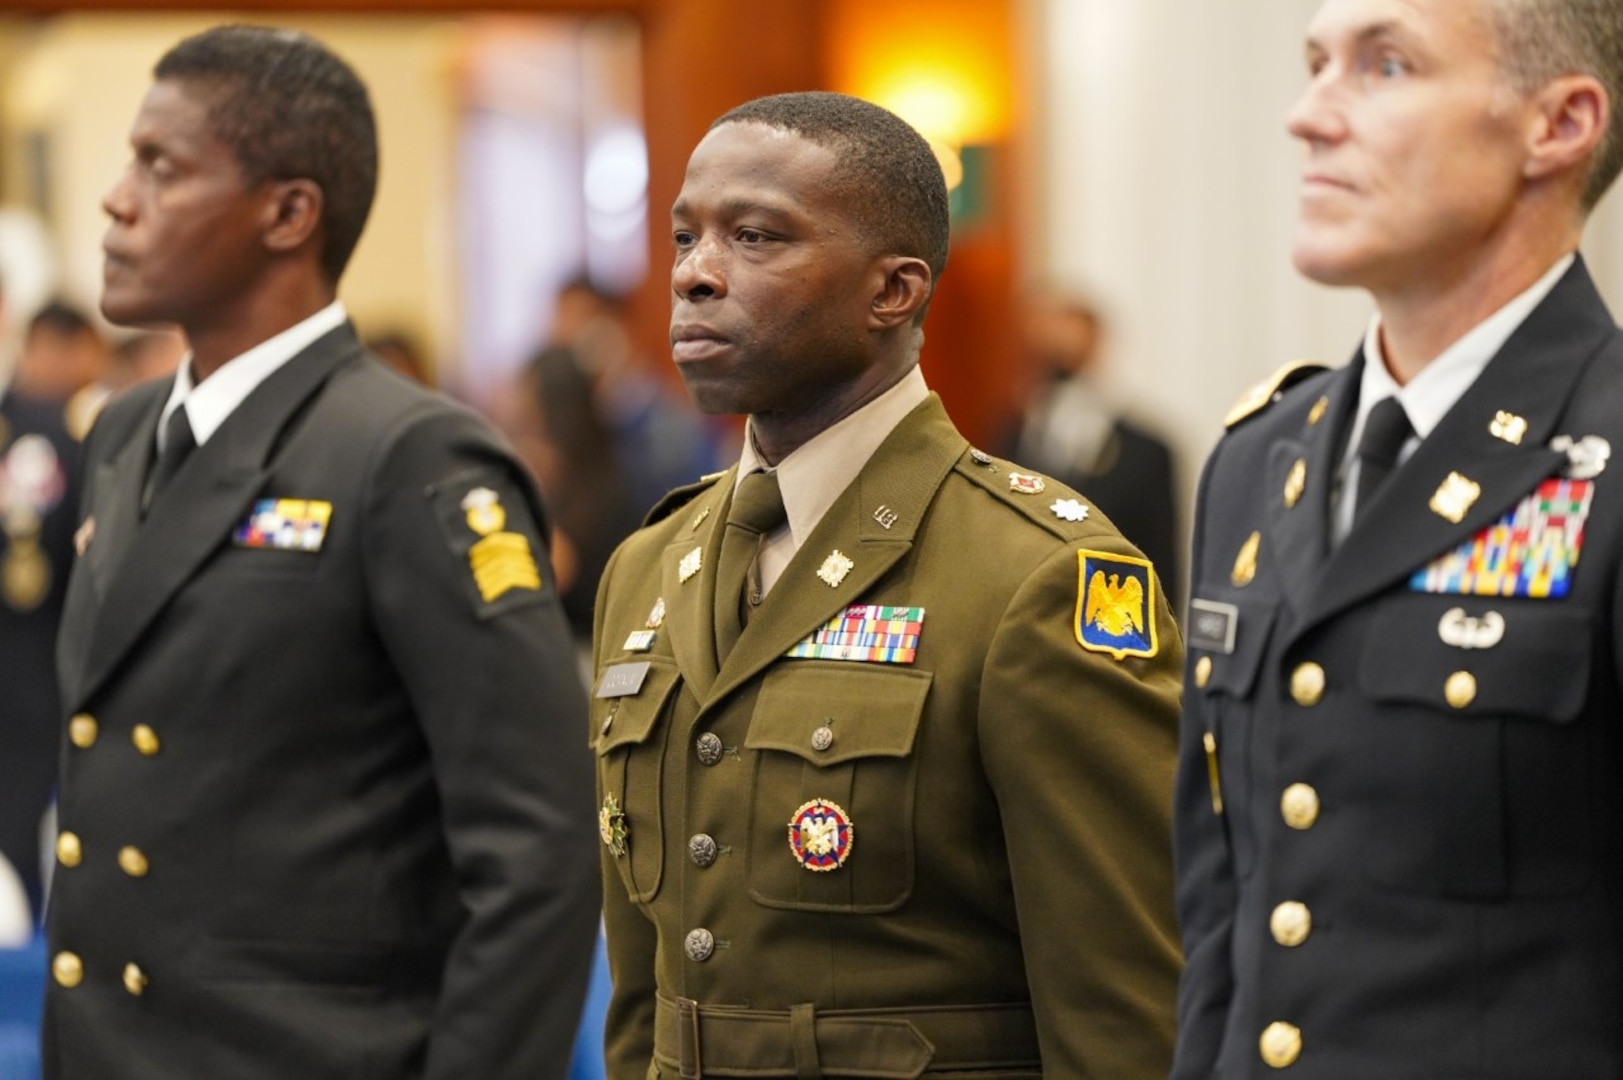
1175, 1, 1623, 1076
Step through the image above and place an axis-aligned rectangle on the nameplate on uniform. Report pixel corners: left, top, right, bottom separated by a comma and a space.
786, 605, 925, 664
596, 661, 652, 699
1187, 599, 1238, 655
233, 498, 332, 551
1410, 477, 1592, 598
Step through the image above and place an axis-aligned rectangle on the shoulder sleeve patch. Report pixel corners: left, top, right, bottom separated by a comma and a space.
1223, 360, 1330, 429
1075, 549, 1158, 660
429, 470, 549, 619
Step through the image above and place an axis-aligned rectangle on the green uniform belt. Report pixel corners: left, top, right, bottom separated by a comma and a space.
652, 994, 1041, 1079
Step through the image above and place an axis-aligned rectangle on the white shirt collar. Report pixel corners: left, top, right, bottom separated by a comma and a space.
158, 301, 347, 450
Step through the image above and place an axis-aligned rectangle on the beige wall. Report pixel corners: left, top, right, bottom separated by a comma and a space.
0, 13, 462, 381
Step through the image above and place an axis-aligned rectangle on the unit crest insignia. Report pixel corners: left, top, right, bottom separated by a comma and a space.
599, 794, 628, 857
1075, 550, 1158, 660
788, 798, 853, 871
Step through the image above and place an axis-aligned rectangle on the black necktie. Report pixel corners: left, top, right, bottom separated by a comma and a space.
1353, 396, 1413, 522
714, 470, 787, 659
142, 404, 197, 515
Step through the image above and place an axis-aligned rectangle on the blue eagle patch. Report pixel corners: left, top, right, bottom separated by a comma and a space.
1075, 550, 1158, 660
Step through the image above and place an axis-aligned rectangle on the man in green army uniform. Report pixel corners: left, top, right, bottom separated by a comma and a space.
591, 91, 1183, 1078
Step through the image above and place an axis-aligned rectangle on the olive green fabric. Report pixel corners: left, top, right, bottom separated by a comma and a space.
592, 394, 1182, 1078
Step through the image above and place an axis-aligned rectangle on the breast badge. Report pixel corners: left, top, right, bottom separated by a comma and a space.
788, 798, 853, 871
785, 604, 924, 663
1551, 434, 1610, 480
461, 488, 541, 602
599, 794, 628, 857
1075, 550, 1158, 660
1412, 477, 1591, 598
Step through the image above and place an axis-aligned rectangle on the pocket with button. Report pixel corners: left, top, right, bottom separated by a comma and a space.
1356, 595, 1594, 897
743, 663, 931, 913
593, 657, 683, 903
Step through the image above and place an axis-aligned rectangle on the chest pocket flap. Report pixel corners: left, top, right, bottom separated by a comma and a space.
594, 658, 681, 754
744, 663, 931, 764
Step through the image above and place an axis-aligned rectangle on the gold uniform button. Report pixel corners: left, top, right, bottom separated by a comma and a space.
56, 831, 83, 868
1445, 670, 1477, 709
1280, 784, 1321, 830
53, 951, 84, 989
1283, 459, 1307, 509
131, 725, 161, 756
69, 714, 99, 749
118, 846, 150, 878
1194, 655, 1213, 688
1270, 901, 1312, 947
1260, 1021, 1302, 1068
1290, 662, 1326, 706
122, 963, 148, 996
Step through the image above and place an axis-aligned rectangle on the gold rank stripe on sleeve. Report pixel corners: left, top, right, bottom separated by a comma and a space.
469, 532, 542, 602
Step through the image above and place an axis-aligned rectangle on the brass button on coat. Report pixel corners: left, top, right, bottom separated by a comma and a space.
684, 928, 715, 962
688, 833, 718, 868
1445, 670, 1477, 709
118, 846, 150, 878
1290, 662, 1326, 706
1270, 901, 1312, 947
53, 952, 84, 988
131, 725, 161, 756
1259, 1021, 1302, 1068
1280, 784, 1321, 830
68, 714, 98, 749
123, 963, 148, 996
695, 732, 724, 766
56, 832, 82, 868
1194, 655, 1213, 688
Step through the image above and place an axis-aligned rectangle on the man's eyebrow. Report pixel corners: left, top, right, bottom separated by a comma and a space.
672, 196, 794, 221
1305, 18, 1413, 57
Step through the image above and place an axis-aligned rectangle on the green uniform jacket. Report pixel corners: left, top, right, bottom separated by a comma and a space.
591, 394, 1182, 1078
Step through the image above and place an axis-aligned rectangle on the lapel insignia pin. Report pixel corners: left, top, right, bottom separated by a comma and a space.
599, 794, 628, 857
1283, 459, 1307, 509
1231, 531, 1261, 586
1437, 607, 1505, 650
788, 798, 854, 871
969, 448, 996, 470
1307, 396, 1329, 426
74, 516, 95, 557
1051, 498, 1089, 522
1550, 434, 1610, 480
678, 546, 703, 583
1009, 472, 1046, 495
691, 506, 711, 530
817, 550, 854, 587
1490, 411, 1528, 445
1429, 472, 1481, 524
646, 597, 666, 628
873, 505, 899, 529
787, 604, 925, 664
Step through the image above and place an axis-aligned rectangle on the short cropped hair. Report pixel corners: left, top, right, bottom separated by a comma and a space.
156, 25, 378, 282
1490, 0, 1623, 209
712, 92, 950, 312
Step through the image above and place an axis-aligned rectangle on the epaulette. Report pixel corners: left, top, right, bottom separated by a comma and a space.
641, 469, 728, 527
1223, 360, 1330, 429
955, 447, 1087, 538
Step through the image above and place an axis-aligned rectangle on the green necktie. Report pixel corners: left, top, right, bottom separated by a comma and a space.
714, 470, 787, 659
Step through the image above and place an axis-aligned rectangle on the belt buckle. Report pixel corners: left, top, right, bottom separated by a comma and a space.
675, 996, 703, 1079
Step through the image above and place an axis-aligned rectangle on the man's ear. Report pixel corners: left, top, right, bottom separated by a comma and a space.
261, 179, 324, 257
1524, 74, 1608, 185
868, 256, 933, 330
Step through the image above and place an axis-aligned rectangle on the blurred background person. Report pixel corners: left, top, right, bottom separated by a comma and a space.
364, 327, 432, 385
0, 296, 103, 919
1000, 291, 1181, 602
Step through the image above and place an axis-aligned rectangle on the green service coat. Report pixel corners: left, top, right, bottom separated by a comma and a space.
592, 394, 1182, 1078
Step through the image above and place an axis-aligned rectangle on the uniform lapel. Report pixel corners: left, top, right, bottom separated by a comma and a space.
1292, 260, 1612, 641
658, 473, 734, 701
86, 392, 164, 601
75, 325, 362, 706
705, 396, 963, 707
1265, 363, 1358, 617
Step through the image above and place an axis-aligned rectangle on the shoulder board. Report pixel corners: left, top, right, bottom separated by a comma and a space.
641, 470, 728, 527
955, 449, 1087, 538
1223, 360, 1330, 429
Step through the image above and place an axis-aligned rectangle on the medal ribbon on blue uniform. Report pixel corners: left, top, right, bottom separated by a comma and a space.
1411, 477, 1592, 598
786, 604, 925, 663
233, 498, 332, 552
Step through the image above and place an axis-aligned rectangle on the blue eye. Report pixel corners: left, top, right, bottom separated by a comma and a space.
1377, 55, 1406, 78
